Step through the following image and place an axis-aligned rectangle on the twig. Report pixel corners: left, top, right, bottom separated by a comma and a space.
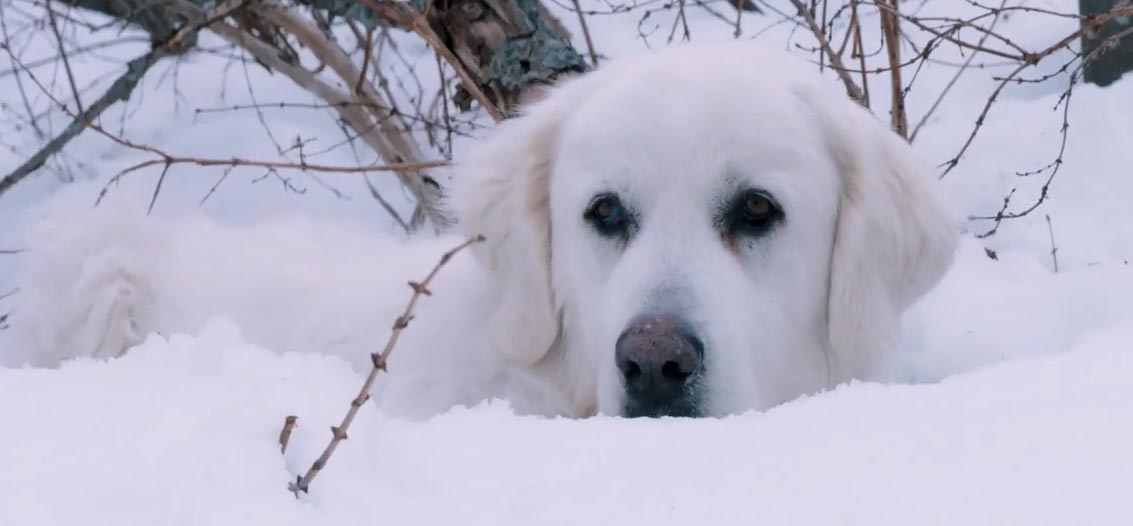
849, 0, 870, 108
0, 0, 244, 200
917, 4, 1133, 179
911, 0, 1008, 142
99, 157, 447, 206
3, 44, 450, 206
354, 27, 375, 96
253, 3, 449, 228
786, 0, 866, 105
0, 49, 165, 199
964, 24, 1133, 237
1045, 214, 1059, 273
198, 165, 237, 206
46, 0, 84, 115
0, 37, 148, 80
434, 53, 454, 159
0, 0, 45, 139
118, 154, 446, 177
279, 415, 298, 454
146, 162, 172, 214
571, 0, 600, 66
877, 0, 907, 137
359, 0, 504, 121
364, 174, 412, 233
288, 235, 486, 496
732, 0, 744, 37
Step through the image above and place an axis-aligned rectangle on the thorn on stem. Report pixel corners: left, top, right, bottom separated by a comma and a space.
392, 315, 414, 330
370, 352, 387, 370
408, 281, 431, 295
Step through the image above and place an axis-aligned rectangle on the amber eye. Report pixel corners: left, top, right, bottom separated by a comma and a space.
584, 193, 631, 238
724, 189, 782, 237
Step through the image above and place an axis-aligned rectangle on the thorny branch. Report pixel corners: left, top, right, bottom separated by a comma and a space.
935, 3, 1133, 179
963, 23, 1133, 238
287, 234, 485, 496
910, 0, 1010, 142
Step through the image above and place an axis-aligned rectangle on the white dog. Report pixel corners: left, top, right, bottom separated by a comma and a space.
2, 42, 958, 418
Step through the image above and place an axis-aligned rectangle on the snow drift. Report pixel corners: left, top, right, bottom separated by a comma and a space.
2, 317, 1132, 525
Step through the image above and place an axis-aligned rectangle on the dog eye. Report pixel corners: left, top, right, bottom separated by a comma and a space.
584, 194, 630, 238
724, 190, 782, 237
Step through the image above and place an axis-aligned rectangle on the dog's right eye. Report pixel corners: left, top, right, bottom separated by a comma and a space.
584, 194, 631, 238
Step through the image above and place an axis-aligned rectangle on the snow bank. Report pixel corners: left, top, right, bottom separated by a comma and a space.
3, 317, 1132, 525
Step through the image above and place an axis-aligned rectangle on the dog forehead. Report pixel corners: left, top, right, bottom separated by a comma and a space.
550, 51, 837, 203
565, 66, 813, 142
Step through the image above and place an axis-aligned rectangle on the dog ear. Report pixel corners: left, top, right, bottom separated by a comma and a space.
820, 99, 960, 381
450, 75, 594, 365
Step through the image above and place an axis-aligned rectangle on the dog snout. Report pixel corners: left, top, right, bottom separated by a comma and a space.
615, 314, 704, 417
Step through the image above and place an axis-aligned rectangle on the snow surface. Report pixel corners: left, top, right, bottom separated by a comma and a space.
3, 317, 1133, 525
3, 0, 1133, 523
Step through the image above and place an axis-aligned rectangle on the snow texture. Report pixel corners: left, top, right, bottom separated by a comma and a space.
2, 317, 1133, 525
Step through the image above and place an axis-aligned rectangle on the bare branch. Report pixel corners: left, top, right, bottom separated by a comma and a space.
1045, 214, 1059, 273
0, 0, 245, 199
910, 0, 1009, 141
288, 235, 486, 496
357, 0, 505, 121
571, 0, 601, 66
786, 0, 866, 105
877, 0, 907, 137
46, 0, 84, 114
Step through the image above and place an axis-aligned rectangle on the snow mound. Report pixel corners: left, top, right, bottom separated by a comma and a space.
3, 317, 1132, 526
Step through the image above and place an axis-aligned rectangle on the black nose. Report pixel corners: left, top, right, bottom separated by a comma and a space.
615, 314, 704, 417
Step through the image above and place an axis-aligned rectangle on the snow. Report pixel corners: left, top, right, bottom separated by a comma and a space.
3, 0, 1133, 523
3, 317, 1133, 525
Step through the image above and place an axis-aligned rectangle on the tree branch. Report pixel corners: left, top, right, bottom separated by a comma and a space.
288, 234, 485, 496
0, 0, 242, 200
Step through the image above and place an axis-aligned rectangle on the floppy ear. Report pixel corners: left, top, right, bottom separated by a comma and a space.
821, 100, 960, 381
450, 75, 594, 365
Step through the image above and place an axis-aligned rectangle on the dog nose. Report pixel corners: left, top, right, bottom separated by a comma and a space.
615, 314, 704, 415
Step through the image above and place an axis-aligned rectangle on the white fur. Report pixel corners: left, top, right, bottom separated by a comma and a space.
2, 42, 958, 418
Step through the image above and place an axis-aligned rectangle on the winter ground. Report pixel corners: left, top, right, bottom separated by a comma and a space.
3, 317, 1133, 525
2, 0, 1133, 524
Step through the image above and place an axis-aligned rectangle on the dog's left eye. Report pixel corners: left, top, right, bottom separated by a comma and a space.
584, 193, 631, 238
723, 189, 783, 238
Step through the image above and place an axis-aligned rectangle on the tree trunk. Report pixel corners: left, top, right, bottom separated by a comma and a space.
1080, 0, 1133, 87
67, 0, 587, 113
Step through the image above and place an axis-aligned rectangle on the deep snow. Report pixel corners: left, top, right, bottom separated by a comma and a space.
2, 0, 1133, 524
3, 317, 1133, 525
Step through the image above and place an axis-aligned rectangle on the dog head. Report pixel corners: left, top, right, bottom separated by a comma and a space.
453, 43, 958, 417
